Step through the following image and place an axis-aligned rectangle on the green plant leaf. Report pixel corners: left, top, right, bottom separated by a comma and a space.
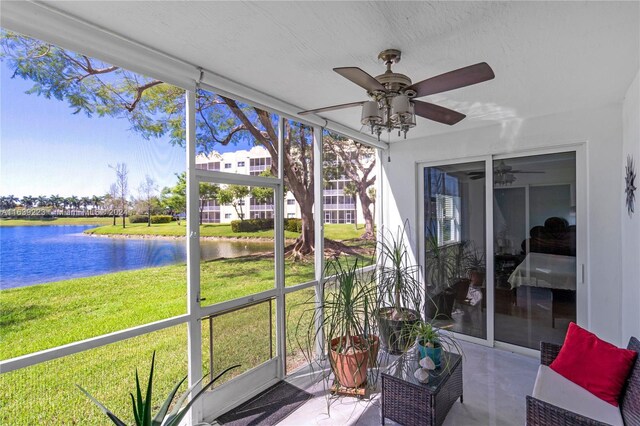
130, 393, 141, 426
163, 365, 240, 426
152, 374, 187, 426
76, 384, 127, 426
135, 368, 145, 425
143, 351, 156, 425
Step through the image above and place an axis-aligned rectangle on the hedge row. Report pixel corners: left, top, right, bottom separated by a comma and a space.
230, 218, 303, 233
129, 214, 173, 224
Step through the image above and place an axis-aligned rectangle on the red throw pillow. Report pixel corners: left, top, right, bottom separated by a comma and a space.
550, 322, 637, 406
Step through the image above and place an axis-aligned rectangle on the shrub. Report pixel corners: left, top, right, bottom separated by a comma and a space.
129, 215, 148, 223
231, 218, 274, 232
284, 218, 302, 233
151, 215, 172, 224
129, 215, 172, 224
229, 218, 302, 233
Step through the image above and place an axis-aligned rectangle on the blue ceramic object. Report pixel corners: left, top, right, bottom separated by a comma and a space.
418, 341, 442, 368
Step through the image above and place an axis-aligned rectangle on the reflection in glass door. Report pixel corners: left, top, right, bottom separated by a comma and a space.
423, 161, 487, 340
493, 152, 577, 349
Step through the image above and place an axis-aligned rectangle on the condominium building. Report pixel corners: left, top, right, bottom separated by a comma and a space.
195, 145, 372, 224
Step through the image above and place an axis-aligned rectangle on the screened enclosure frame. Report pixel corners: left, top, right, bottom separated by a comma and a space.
0, 3, 385, 423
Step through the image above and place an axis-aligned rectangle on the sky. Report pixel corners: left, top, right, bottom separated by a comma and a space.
0, 59, 188, 199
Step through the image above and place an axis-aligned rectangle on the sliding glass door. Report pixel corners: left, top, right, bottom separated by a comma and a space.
421, 149, 581, 351
422, 161, 487, 340
493, 152, 577, 349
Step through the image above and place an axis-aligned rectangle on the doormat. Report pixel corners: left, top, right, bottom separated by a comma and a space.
216, 381, 312, 426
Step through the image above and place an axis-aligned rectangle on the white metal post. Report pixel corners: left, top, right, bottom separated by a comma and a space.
275, 116, 286, 378
186, 89, 203, 424
485, 156, 495, 345
313, 126, 325, 360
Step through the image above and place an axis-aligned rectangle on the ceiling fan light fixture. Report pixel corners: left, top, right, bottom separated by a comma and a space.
361, 101, 382, 126
391, 94, 411, 116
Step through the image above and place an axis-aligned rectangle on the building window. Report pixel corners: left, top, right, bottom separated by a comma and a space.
224, 213, 232, 219
287, 213, 295, 218
286, 199, 296, 205
237, 161, 245, 167
224, 163, 232, 169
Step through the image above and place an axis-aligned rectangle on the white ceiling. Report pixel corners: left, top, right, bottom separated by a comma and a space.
41, 1, 639, 143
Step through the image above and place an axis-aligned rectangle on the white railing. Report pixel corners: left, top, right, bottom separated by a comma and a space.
323, 203, 356, 210
250, 205, 274, 211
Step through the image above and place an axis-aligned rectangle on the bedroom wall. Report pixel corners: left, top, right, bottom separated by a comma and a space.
621, 70, 640, 344
382, 103, 624, 345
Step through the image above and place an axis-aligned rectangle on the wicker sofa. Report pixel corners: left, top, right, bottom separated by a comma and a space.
526, 338, 640, 426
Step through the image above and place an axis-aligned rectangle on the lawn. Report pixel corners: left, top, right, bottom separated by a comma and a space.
0, 241, 374, 425
84, 221, 369, 241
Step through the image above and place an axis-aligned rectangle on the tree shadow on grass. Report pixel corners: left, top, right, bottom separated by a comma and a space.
0, 303, 52, 328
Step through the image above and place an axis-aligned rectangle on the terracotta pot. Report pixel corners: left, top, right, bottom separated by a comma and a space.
330, 336, 370, 388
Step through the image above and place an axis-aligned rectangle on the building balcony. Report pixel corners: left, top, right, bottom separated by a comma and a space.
323, 203, 356, 210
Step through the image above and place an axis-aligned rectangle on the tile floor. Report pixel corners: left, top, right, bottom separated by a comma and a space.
281, 341, 539, 425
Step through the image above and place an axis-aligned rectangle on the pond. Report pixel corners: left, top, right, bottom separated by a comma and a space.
0, 225, 272, 289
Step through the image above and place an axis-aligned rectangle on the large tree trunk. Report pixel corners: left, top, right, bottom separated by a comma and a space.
359, 186, 375, 240
289, 204, 315, 260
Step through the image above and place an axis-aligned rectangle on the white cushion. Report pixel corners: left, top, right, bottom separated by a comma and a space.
532, 365, 624, 426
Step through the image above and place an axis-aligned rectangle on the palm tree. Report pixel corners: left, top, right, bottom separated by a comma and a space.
21, 195, 35, 208
50, 194, 62, 215
91, 195, 103, 215
5, 195, 18, 208
36, 195, 49, 207
68, 195, 80, 215
80, 196, 91, 216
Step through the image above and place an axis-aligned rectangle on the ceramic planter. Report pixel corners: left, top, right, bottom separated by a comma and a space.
377, 307, 420, 355
329, 336, 370, 388
418, 340, 442, 368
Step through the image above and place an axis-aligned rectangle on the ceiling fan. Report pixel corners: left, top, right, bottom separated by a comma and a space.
298, 49, 495, 140
467, 160, 545, 185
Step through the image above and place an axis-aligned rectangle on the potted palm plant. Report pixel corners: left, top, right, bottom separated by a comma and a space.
376, 223, 422, 355
314, 258, 378, 389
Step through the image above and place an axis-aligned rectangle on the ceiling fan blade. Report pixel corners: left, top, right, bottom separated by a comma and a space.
407, 62, 495, 98
413, 100, 465, 125
510, 170, 545, 174
298, 101, 366, 116
334, 67, 386, 92
470, 175, 486, 180
467, 171, 485, 175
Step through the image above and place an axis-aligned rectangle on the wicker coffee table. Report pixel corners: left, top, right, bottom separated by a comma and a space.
381, 350, 463, 426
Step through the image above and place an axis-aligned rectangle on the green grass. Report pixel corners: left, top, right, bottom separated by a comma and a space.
84, 221, 369, 241
0, 217, 114, 226
0, 242, 374, 425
